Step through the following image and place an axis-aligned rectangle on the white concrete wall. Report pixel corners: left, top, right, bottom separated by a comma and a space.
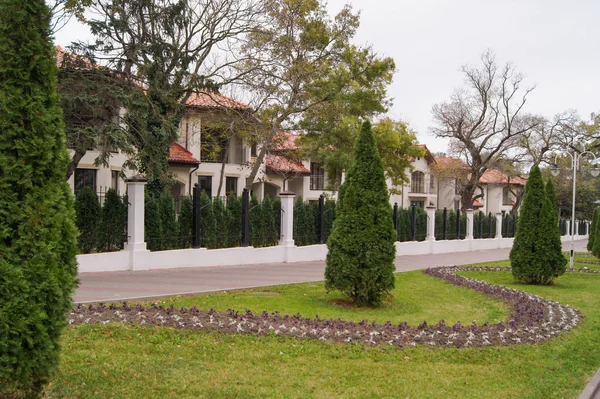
76, 234, 582, 273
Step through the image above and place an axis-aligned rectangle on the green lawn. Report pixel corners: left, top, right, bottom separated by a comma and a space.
44, 263, 600, 398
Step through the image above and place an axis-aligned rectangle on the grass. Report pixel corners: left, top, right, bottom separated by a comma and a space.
44, 262, 600, 398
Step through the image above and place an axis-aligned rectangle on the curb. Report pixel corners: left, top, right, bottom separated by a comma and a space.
579, 369, 600, 399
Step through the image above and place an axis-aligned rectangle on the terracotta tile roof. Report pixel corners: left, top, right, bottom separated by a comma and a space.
185, 91, 251, 110
266, 154, 310, 175
435, 157, 469, 169
55, 46, 97, 70
472, 199, 484, 208
480, 170, 527, 185
410, 144, 436, 164
272, 131, 301, 151
168, 143, 200, 165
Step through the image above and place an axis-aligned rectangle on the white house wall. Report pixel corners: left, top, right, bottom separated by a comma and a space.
67, 149, 130, 195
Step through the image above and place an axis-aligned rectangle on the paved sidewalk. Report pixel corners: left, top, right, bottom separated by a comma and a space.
74, 239, 588, 303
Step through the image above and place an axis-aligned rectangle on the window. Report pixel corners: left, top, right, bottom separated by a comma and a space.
502, 186, 512, 206
310, 162, 325, 190
429, 174, 435, 191
225, 176, 237, 196
411, 171, 425, 193
251, 143, 257, 158
111, 170, 120, 192
198, 175, 213, 196
74, 168, 97, 193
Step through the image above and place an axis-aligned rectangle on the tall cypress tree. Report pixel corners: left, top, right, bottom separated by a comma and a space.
325, 121, 396, 305
544, 177, 567, 274
592, 210, 600, 259
75, 187, 101, 254
588, 207, 599, 252
510, 166, 566, 284
0, 1, 79, 396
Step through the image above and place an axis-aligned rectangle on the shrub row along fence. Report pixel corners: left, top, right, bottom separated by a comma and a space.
75, 183, 583, 254
144, 190, 281, 251
74, 187, 127, 254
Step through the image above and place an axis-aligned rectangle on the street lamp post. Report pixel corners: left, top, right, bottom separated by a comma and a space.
551, 151, 600, 269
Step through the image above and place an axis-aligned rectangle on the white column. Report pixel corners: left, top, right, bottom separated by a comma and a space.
124, 176, 150, 271
495, 213, 503, 239
465, 209, 474, 240
574, 220, 579, 238
279, 191, 296, 247
566, 220, 571, 237
124, 177, 147, 252
426, 206, 436, 241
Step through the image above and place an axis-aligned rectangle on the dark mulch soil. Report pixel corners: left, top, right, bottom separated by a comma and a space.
69, 267, 598, 348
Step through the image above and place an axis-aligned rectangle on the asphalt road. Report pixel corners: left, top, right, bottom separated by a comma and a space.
74, 239, 588, 303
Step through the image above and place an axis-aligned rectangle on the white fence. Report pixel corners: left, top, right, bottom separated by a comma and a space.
76, 180, 587, 273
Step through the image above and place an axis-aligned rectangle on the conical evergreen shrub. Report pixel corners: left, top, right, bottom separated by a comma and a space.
145, 192, 162, 251
325, 121, 396, 305
158, 191, 179, 250
178, 196, 193, 248
510, 166, 566, 284
75, 187, 101, 253
97, 188, 126, 252
226, 194, 242, 247
212, 196, 227, 248
588, 207, 599, 252
199, 191, 216, 248
0, 1, 79, 395
592, 210, 600, 259
543, 177, 566, 273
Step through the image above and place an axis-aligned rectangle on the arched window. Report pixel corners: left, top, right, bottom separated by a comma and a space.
411, 171, 424, 193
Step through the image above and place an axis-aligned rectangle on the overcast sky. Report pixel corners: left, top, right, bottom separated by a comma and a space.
53, 0, 600, 154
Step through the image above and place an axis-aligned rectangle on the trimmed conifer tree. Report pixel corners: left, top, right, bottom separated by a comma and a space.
543, 177, 567, 273
158, 192, 179, 250
75, 187, 101, 254
178, 196, 193, 248
592, 210, 600, 259
199, 191, 216, 248
144, 192, 162, 251
588, 207, 599, 252
97, 189, 126, 252
510, 166, 566, 284
212, 196, 226, 248
325, 121, 396, 305
0, 1, 79, 396
226, 194, 242, 247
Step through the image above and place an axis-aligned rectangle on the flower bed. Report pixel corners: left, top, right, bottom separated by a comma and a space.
68, 267, 598, 348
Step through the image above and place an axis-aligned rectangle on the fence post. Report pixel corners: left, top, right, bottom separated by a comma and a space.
456, 209, 461, 239
319, 194, 325, 244
192, 184, 201, 249
411, 204, 417, 241
466, 209, 474, 240
426, 206, 436, 241
241, 188, 250, 247
279, 190, 296, 247
393, 202, 398, 234
124, 175, 149, 271
488, 212, 493, 238
495, 213, 503, 239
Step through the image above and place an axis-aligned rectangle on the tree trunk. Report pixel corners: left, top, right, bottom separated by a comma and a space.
66, 148, 87, 180
245, 125, 279, 190
216, 136, 231, 198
